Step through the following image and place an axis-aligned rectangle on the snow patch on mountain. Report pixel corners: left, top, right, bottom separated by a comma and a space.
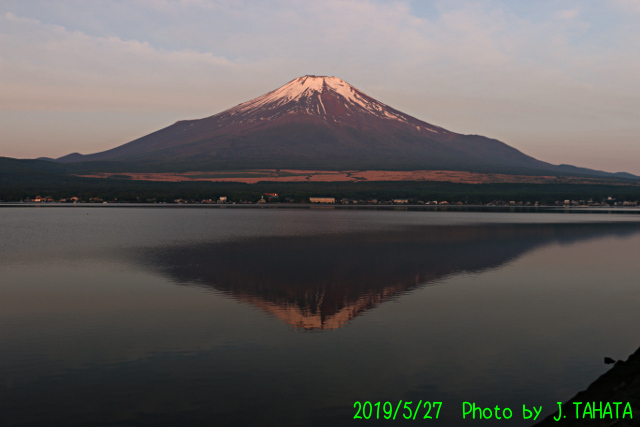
220, 76, 414, 124
201, 75, 451, 136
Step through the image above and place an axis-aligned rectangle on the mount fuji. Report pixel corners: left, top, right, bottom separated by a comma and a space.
54, 75, 634, 178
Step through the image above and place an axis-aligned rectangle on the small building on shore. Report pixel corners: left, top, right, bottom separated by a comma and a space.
310, 197, 336, 204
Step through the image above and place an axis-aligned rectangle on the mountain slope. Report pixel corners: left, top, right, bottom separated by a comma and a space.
54, 76, 634, 178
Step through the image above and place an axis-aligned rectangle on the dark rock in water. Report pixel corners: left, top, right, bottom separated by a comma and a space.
536, 347, 640, 426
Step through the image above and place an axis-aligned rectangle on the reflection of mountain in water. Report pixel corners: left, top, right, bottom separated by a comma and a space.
141, 223, 640, 331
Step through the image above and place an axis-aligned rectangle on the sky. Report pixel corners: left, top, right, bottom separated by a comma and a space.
1, 0, 639, 174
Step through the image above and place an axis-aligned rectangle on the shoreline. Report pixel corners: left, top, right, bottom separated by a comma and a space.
535, 346, 640, 426
2, 202, 640, 212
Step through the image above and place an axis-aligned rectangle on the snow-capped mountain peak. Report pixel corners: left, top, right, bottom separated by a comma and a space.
257, 75, 362, 106
56, 74, 604, 179
208, 75, 446, 134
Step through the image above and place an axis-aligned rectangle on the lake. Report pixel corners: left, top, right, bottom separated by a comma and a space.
1, 206, 639, 426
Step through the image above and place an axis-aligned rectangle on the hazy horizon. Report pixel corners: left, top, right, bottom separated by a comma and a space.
1, 1, 639, 174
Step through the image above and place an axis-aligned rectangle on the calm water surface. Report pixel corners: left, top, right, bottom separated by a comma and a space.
1, 207, 640, 426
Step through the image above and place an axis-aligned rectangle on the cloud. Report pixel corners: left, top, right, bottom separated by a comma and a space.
609, 0, 640, 13
552, 9, 579, 20
0, 11, 246, 113
3, 10, 39, 24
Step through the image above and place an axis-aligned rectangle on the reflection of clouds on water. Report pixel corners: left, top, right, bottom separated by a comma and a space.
139, 223, 640, 331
